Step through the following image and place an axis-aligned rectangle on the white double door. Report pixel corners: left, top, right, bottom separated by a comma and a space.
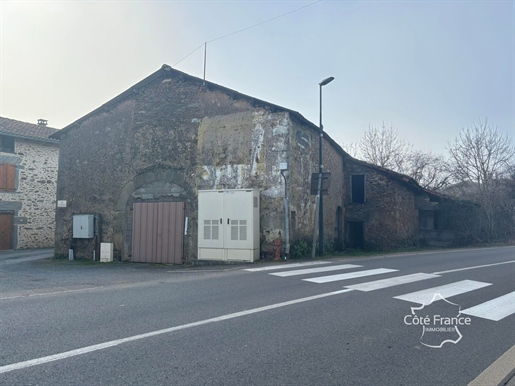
198, 190, 257, 261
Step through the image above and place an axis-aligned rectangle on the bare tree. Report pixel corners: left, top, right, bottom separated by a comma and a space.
406, 150, 451, 191
448, 118, 514, 188
359, 123, 412, 172
447, 119, 515, 241
341, 142, 361, 158
357, 124, 450, 190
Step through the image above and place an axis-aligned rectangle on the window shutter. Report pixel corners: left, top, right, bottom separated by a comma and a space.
0, 164, 6, 190
7, 164, 16, 191
0, 163, 16, 191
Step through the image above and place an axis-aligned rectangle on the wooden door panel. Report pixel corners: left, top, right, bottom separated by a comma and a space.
132, 202, 184, 264
0, 213, 13, 250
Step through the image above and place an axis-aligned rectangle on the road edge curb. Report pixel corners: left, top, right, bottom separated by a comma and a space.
468, 345, 515, 386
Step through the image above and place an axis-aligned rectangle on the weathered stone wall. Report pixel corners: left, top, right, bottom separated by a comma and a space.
344, 161, 418, 249
416, 195, 465, 247
0, 139, 58, 248
288, 119, 345, 249
197, 110, 290, 255
320, 131, 345, 249
55, 71, 309, 261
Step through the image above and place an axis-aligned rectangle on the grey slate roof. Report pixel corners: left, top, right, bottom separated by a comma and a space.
0, 116, 59, 143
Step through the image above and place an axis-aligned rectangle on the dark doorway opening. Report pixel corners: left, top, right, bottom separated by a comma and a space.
346, 221, 364, 249
351, 175, 365, 203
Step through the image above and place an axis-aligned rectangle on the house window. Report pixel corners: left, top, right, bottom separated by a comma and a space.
0, 163, 16, 191
419, 210, 438, 230
351, 175, 365, 203
0, 136, 15, 153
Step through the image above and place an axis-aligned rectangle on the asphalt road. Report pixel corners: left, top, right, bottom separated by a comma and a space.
0, 246, 514, 385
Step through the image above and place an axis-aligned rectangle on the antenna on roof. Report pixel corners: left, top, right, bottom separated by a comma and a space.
203, 42, 207, 85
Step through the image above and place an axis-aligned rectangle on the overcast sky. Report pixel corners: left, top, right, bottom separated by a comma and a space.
0, 0, 513, 155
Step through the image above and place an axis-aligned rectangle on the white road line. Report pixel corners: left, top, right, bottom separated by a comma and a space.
433, 260, 515, 275
0, 289, 354, 374
393, 280, 491, 305
461, 292, 515, 321
345, 273, 441, 292
243, 261, 330, 272
303, 268, 397, 284
269, 264, 362, 277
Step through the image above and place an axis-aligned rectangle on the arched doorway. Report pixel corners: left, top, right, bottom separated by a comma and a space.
115, 166, 191, 263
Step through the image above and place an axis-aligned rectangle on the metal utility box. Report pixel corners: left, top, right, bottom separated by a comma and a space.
73, 215, 94, 238
198, 189, 260, 262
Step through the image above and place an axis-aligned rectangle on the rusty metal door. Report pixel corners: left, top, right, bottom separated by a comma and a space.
0, 212, 13, 250
132, 202, 185, 264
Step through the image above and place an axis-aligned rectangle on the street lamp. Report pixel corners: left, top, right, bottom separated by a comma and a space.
280, 162, 290, 260
318, 76, 334, 256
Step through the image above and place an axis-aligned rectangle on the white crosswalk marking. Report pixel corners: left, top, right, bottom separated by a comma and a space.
345, 273, 441, 292
461, 292, 515, 321
303, 268, 397, 283
269, 264, 362, 277
244, 261, 515, 322
393, 280, 491, 305
244, 261, 330, 272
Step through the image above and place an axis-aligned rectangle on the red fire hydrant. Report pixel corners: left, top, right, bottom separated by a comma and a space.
273, 238, 282, 261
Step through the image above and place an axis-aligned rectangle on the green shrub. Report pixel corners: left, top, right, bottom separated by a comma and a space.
289, 239, 334, 259
290, 239, 311, 259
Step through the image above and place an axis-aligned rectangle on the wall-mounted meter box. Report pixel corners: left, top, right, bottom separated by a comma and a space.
73, 215, 94, 238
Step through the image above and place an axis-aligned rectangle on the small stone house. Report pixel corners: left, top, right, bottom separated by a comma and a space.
343, 155, 462, 249
0, 117, 59, 250
51, 65, 346, 263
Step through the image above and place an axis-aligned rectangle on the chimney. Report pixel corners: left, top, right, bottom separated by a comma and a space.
37, 119, 48, 126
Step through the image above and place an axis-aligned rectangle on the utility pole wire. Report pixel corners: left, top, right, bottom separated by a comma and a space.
172, 43, 205, 68
172, 0, 322, 68
207, 0, 322, 44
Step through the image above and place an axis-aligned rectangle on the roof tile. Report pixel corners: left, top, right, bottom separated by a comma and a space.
0, 116, 59, 142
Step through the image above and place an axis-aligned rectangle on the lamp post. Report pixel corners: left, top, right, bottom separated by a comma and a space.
318, 76, 334, 256
280, 163, 290, 260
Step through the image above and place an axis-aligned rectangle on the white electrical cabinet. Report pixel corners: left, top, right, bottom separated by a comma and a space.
198, 189, 260, 262
100, 243, 113, 262
73, 214, 94, 238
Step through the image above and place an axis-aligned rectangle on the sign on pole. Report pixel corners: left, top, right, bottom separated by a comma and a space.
310, 172, 331, 195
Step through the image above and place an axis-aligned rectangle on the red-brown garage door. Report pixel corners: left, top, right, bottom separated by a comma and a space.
0, 212, 13, 250
131, 202, 185, 264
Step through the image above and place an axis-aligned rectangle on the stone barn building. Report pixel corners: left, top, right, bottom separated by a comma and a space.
52, 65, 470, 262
0, 117, 59, 250
343, 155, 462, 249
51, 65, 346, 263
